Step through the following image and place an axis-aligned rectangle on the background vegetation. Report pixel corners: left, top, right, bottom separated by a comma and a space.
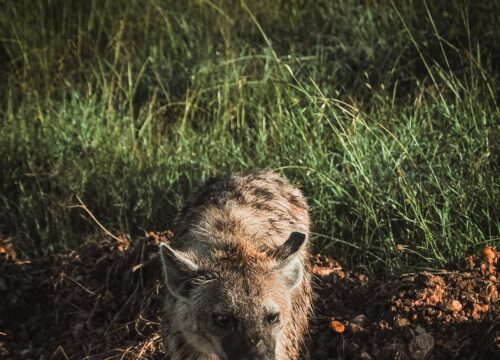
0, 0, 498, 272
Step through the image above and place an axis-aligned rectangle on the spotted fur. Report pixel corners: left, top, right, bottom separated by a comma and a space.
160, 170, 311, 360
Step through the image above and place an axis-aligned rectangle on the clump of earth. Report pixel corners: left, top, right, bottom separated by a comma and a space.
0, 234, 498, 359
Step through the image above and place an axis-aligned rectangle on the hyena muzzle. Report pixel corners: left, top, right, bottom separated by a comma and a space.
159, 170, 312, 360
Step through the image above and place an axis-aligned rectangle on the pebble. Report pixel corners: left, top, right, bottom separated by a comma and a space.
446, 299, 462, 312
348, 323, 364, 334
351, 314, 367, 326
329, 319, 345, 333
360, 351, 373, 359
395, 317, 410, 328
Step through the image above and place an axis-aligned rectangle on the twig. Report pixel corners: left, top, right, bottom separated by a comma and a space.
104, 286, 138, 336
49, 346, 70, 360
62, 274, 96, 296
71, 195, 123, 243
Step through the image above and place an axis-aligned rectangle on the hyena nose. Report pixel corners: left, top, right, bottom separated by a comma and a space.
249, 338, 261, 345
248, 338, 265, 350
247, 341, 269, 359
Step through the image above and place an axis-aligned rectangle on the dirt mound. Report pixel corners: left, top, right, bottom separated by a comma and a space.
309, 251, 499, 359
0, 235, 498, 359
0, 233, 166, 359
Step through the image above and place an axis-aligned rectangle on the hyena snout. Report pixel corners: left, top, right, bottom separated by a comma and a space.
224, 333, 276, 360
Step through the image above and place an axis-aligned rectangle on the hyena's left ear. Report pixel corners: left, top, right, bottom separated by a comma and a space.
159, 242, 199, 302
273, 232, 307, 290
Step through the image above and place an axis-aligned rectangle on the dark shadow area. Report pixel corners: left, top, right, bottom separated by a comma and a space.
0, 235, 165, 359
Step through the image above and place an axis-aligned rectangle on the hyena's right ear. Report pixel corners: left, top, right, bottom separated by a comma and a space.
159, 242, 199, 302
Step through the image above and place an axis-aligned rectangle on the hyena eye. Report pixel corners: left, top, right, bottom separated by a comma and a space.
213, 313, 233, 328
265, 313, 280, 325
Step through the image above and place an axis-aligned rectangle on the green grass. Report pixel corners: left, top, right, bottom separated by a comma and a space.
0, 0, 498, 272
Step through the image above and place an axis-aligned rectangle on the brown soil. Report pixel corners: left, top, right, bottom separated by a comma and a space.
0, 234, 498, 360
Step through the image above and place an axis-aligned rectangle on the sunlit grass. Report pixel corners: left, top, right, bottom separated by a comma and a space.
0, 0, 498, 272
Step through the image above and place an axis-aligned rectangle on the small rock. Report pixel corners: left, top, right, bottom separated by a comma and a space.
358, 273, 369, 283
360, 351, 373, 359
427, 293, 442, 305
446, 300, 462, 312
329, 319, 345, 333
408, 333, 435, 360
395, 317, 411, 328
348, 323, 364, 333
483, 247, 496, 260
352, 314, 368, 326
487, 284, 497, 301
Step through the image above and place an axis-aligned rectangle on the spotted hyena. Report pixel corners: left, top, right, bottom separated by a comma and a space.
159, 170, 312, 360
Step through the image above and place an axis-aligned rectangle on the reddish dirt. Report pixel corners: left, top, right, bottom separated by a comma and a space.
309, 253, 499, 360
0, 234, 498, 360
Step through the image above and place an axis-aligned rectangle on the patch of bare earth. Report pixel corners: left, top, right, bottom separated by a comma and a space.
309, 249, 499, 360
0, 235, 498, 359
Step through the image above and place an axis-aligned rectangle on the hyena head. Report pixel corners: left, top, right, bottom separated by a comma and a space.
159, 231, 307, 360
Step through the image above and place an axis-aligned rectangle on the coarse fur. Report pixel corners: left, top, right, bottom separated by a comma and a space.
159, 170, 312, 360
